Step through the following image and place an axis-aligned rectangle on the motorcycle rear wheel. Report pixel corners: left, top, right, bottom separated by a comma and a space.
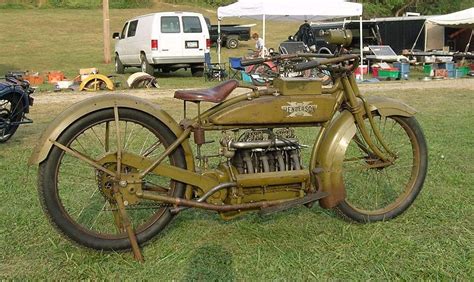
336, 114, 427, 222
38, 108, 187, 251
0, 94, 23, 143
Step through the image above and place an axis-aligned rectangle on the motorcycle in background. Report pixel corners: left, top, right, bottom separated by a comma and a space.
0, 73, 34, 142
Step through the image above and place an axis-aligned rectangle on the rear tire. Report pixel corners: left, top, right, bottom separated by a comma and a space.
38, 108, 187, 251
336, 114, 428, 223
191, 68, 204, 77
226, 36, 239, 49
140, 54, 154, 75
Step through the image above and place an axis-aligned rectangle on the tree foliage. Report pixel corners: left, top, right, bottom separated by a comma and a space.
361, 0, 473, 18
0, 0, 153, 9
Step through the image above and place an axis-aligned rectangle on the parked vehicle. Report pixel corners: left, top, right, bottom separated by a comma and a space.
0, 73, 34, 143
113, 12, 210, 77
205, 18, 251, 49
296, 21, 381, 54
30, 30, 427, 261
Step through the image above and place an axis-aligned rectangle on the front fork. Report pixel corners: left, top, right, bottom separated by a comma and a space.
341, 75, 395, 162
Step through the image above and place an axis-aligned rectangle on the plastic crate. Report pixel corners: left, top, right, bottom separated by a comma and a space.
459, 66, 470, 76
423, 65, 432, 74
393, 62, 410, 73
378, 69, 400, 79
372, 66, 379, 78
241, 71, 252, 83
439, 62, 455, 71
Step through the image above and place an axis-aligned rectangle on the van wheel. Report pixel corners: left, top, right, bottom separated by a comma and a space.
226, 36, 239, 49
140, 54, 154, 75
191, 68, 204, 77
115, 55, 125, 74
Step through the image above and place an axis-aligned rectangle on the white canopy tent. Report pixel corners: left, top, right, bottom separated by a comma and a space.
216, 0, 363, 72
411, 8, 474, 52
426, 7, 474, 28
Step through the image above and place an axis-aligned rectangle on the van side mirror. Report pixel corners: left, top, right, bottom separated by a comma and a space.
112, 32, 120, 39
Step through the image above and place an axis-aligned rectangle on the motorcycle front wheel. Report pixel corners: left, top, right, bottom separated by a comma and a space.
0, 94, 24, 143
38, 108, 187, 251
336, 114, 428, 222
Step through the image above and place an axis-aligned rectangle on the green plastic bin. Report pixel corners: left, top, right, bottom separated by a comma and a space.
378, 69, 400, 79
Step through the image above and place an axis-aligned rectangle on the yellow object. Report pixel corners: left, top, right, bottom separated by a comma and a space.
79, 74, 115, 91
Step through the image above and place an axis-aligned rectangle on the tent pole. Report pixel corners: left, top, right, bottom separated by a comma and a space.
262, 14, 266, 58
360, 16, 363, 81
411, 21, 426, 52
461, 29, 473, 65
217, 19, 221, 65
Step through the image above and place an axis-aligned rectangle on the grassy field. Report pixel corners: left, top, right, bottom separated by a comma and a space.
0, 3, 301, 90
0, 4, 473, 280
0, 82, 473, 279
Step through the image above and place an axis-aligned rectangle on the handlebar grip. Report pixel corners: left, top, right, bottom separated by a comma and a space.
240, 58, 266, 66
293, 60, 320, 72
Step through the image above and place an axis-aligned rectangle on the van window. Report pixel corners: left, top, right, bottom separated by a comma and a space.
183, 16, 202, 33
120, 22, 129, 39
161, 16, 180, 33
127, 20, 138, 37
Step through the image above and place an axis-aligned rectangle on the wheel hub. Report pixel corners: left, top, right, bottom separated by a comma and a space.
97, 161, 143, 205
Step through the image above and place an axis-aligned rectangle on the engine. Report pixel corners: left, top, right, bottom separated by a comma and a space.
221, 128, 304, 174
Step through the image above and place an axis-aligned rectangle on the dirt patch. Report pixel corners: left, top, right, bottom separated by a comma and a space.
32, 78, 473, 105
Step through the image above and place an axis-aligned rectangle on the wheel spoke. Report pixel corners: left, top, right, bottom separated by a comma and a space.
340, 114, 425, 219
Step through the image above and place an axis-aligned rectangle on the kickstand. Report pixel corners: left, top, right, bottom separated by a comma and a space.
113, 188, 144, 263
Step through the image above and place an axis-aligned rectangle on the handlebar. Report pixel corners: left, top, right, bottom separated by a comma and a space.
240, 53, 300, 66
293, 54, 360, 72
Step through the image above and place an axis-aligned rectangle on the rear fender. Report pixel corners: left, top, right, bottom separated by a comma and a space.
28, 94, 194, 171
313, 96, 417, 209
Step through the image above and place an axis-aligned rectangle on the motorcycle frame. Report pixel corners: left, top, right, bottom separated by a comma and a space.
131, 72, 394, 201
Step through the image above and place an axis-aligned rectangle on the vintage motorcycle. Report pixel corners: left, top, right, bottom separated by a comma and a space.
29, 30, 427, 261
0, 73, 34, 143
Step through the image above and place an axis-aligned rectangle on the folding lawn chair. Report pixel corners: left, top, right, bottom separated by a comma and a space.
204, 53, 227, 81
228, 57, 246, 79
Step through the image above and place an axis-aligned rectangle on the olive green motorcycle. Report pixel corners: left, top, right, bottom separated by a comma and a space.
29, 31, 427, 261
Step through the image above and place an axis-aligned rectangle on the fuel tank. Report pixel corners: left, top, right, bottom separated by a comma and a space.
208, 93, 336, 125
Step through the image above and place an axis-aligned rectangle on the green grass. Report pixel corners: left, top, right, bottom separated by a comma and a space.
0, 6, 301, 91
1, 85, 473, 279
0, 5, 473, 280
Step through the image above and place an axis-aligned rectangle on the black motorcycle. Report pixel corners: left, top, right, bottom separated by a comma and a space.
0, 73, 34, 142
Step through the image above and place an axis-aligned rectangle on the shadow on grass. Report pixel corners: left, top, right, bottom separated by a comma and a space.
182, 243, 235, 280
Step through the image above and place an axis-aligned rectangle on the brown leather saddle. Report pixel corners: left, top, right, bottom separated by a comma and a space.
174, 79, 239, 103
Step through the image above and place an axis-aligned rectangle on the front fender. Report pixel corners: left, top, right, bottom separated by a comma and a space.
28, 94, 195, 171
314, 96, 417, 209
0, 85, 30, 113
79, 74, 115, 91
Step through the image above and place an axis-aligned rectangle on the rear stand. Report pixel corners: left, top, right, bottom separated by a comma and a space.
113, 187, 144, 262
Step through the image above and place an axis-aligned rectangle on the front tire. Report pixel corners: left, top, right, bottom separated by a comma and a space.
336, 114, 428, 222
0, 94, 24, 143
115, 55, 125, 74
38, 108, 187, 251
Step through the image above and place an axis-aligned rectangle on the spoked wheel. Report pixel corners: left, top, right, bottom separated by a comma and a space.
38, 108, 187, 250
0, 94, 24, 143
336, 113, 428, 222
248, 63, 277, 86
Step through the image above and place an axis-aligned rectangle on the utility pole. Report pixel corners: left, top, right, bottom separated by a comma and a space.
103, 0, 111, 64
38, 0, 47, 7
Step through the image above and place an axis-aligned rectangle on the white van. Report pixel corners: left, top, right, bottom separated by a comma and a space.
113, 12, 210, 76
